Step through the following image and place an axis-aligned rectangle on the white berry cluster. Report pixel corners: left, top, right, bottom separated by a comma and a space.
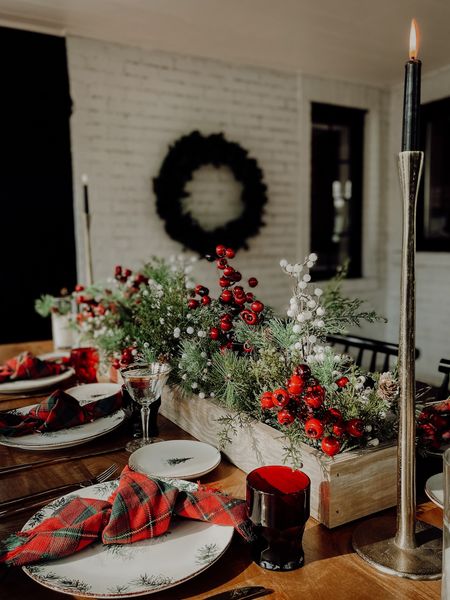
279, 254, 326, 357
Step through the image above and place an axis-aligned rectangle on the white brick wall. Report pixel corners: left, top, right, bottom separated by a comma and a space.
67, 37, 300, 311
67, 36, 390, 326
385, 65, 450, 384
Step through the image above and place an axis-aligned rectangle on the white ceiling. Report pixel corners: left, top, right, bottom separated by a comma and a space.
0, 0, 450, 86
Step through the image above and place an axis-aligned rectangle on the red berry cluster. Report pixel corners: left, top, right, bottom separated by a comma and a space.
260, 365, 364, 456
189, 245, 263, 352
188, 285, 211, 309
74, 285, 109, 323
417, 400, 450, 451
114, 266, 149, 294
112, 346, 136, 370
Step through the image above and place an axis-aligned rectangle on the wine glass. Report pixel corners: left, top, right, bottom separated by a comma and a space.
121, 362, 171, 452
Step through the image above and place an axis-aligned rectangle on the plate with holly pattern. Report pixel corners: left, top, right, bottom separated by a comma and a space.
22, 478, 233, 598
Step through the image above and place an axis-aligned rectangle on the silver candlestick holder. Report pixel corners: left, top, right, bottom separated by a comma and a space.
352, 151, 442, 579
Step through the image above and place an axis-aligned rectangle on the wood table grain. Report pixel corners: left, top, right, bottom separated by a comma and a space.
0, 342, 443, 600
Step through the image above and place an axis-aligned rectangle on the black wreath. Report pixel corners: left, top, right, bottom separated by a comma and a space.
153, 131, 267, 255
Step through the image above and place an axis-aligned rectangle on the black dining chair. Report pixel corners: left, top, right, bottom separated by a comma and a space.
326, 333, 420, 372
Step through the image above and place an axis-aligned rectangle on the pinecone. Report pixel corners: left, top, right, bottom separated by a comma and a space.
376, 372, 399, 402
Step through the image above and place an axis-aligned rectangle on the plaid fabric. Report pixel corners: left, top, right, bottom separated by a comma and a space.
0, 497, 111, 567
0, 389, 123, 437
102, 467, 179, 544
0, 352, 67, 384
175, 485, 253, 542
0, 466, 252, 567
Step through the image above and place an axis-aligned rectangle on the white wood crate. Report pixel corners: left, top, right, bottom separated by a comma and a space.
161, 386, 397, 528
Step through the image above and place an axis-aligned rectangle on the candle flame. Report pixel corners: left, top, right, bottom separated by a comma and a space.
409, 19, 419, 60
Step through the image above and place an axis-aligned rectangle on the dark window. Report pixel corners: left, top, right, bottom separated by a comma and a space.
310, 103, 366, 280
0, 26, 76, 343
418, 97, 450, 251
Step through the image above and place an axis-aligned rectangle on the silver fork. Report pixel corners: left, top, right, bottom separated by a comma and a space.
0, 463, 118, 518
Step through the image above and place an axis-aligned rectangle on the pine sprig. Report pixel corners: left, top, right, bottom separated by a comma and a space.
322, 265, 387, 332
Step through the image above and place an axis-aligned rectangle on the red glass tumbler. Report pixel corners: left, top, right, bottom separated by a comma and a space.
246, 465, 310, 571
70, 347, 99, 384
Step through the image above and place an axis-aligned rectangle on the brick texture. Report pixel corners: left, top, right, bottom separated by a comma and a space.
67, 36, 300, 311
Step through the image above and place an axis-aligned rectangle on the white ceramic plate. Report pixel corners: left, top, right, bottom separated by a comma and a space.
0, 383, 125, 451
425, 473, 444, 508
0, 365, 74, 394
22, 479, 233, 598
129, 440, 221, 480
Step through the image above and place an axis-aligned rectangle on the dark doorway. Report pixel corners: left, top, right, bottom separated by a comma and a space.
0, 26, 76, 343
310, 103, 366, 280
418, 96, 450, 251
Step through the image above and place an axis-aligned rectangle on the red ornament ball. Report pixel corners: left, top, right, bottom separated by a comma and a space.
336, 376, 349, 388
260, 391, 274, 409
201, 295, 211, 306
332, 423, 346, 437
187, 299, 199, 310
216, 258, 228, 270
210, 327, 220, 340
245, 292, 254, 303
248, 277, 258, 288
287, 375, 305, 396
225, 248, 235, 259
321, 436, 341, 456
75, 284, 85, 292
223, 266, 235, 277
251, 300, 264, 313
278, 409, 295, 425
347, 418, 364, 438
272, 388, 290, 408
240, 310, 258, 326
219, 276, 230, 288
232, 271, 242, 282
304, 418, 324, 439
220, 290, 233, 303
220, 320, 233, 332
216, 244, 227, 257
304, 388, 325, 409
234, 295, 246, 306
326, 407, 343, 423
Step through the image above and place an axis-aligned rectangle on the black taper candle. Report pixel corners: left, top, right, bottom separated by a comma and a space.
401, 19, 421, 151
81, 174, 89, 214
401, 59, 421, 151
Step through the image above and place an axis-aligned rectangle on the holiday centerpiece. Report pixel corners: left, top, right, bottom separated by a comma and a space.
61, 247, 399, 527
157, 245, 400, 527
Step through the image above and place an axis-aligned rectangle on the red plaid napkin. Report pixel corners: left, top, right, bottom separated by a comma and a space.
0, 389, 123, 437
0, 467, 252, 567
0, 352, 67, 384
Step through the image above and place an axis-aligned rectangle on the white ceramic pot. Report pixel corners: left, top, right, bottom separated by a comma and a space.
51, 312, 75, 350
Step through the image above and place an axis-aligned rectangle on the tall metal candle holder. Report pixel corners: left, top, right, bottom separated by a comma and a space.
352, 151, 442, 579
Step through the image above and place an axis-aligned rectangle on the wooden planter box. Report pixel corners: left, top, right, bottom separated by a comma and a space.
161, 386, 397, 528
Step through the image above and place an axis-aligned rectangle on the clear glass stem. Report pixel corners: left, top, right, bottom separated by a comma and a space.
141, 404, 150, 444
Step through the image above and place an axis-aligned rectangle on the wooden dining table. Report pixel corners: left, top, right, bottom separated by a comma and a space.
0, 341, 444, 600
